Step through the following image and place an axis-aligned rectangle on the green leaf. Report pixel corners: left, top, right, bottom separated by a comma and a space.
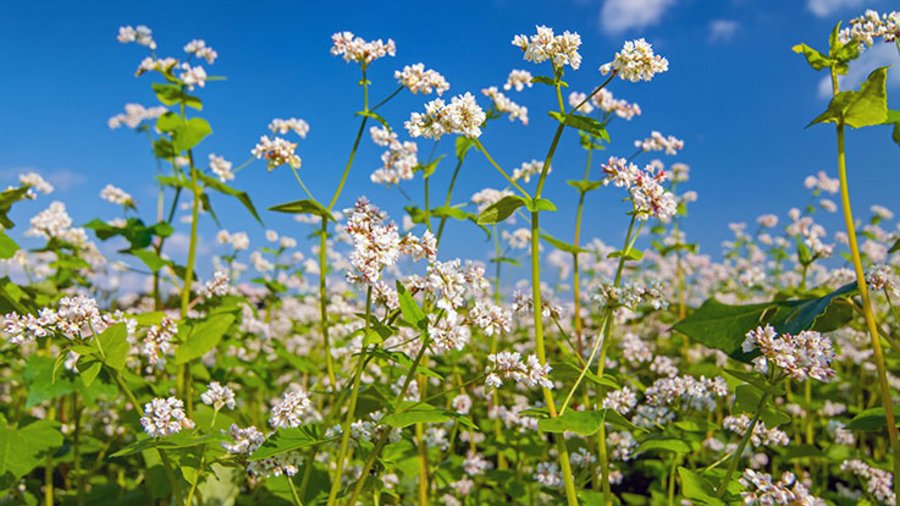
356, 110, 390, 129
24, 355, 78, 408
97, 323, 129, 371
636, 437, 692, 455
128, 248, 172, 273
171, 117, 212, 153
396, 282, 427, 330
537, 410, 603, 437
673, 283, 855, 363
567, 180, 604, 193
531, 76, 557, 86
604, 408, 647, 433
525, 197, 557, 213
809, 67, 888, 129
549, 111, 610, 141
268, 199, 334, 221
196, 172, 263, 225
607, 248, 644, 261
540, 233, 587, 254
151, 83, 202, 110
174, 313, 236, 365
0, 230, 19, 259
156, 111, 182, 132
0, 420, 64, 483
80, 360, 102, 387
883, 109, 900, 147
429, 206, 472, 221
791, 43, 837, 71
679, 467, 726, 506
476, 195, 527, 225
723, 368, 784, 396
382, 402, 451, 429
455, 137, 476, 160
111, 432, 223, 458
848, 408, 888, 432
889, 237, 900, 254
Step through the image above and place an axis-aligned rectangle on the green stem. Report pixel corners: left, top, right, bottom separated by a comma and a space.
435, 157, 464, 246
830, 68, 899, 497
473, 140, 530, 197
319, 217, 338, 392
158, 447, 185, 506
716, 391, 769, 497
288, 476, 305, 506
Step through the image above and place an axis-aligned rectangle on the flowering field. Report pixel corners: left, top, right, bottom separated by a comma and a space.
1, 11, 900, 506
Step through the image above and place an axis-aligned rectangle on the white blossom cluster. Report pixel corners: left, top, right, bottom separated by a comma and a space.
723, 414, 790, 447
140, 397, 195, 437
1, 294, 132, 345
468, 301, 512, 337
742, 325, 836, 382
405, 92, 487, 140
330, 31, 396, 65
178, 63, 208, 91
18, 172, 54, 196
108, 103, 167, 129
117, 25, 156, 50
592, 89, 641, 120
395, 63, 450, 95
600, 39, 669, 82
594, 280, 669, 310
369, 126, 419, 186
100, 184, 134, 207
268, 118, 310, 139
634, 131, 684, 155
839, 10, 899, 49
511, 159, 549, 184
202, 270, 231, 298
601, 156, 678, 221
484, 351, 553, 390
184, 39, 218, 64
208, 154, 235, 182
512, 25, 582, 70
644, 374, 728, 411
200, 381, 236, 410
269, 387, 313, 429
841, 459, 896, 505
135, 57, 177, 76
535, 461, 561, 488
344, 197, 436, 284
503, 69, 533, 92
867, 265, 898, 296
471, 188, 514, 213
482, 86, 528, 125
141, 316, 178, 368
739, 469, 825, 505
602, 386, 638, 414
252, 136, 301, 170
222, 424, 265, 455
217, 229, 251, 251
428, 310, 471, 353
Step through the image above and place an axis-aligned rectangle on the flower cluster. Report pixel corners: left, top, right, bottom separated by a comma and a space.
592, 89, 641, 120
395, 63, 450, 95
511, 159, 549, 183
19, 172, 54, 196
484, 351, 553, 390
201, 381, 236, 410
117, 25, 156, 50
742, 325, 836, 382
331, 31, 396, 65
209, 154, 235, 182
269, 388, 313, 429
184, 39, 218, 64
601, 156, 678, 221
108, 103, 167, 129
140, 397, 195, 437
724, 414, 790, 447
369, 126, 419, 186
841, 459, 896, 505
141, 317, 178, 368
482, 87, 528, 125
405, 92, 486, 140
269, 118, 310, 138
251, 136, 301, 170
512, 25, 582, 70
839, 10, 899, 49
739, 469, 825, 505
635, 131, 684, 155
503, 69, 533, 92
100, 184, 135, 207
600, 39, 669, 82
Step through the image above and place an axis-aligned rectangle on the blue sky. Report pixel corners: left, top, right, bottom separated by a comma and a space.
0, 0, 897, 276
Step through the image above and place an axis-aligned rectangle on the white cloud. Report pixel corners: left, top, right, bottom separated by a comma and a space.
807, 0, 864, 18
709, 20, 739, 42
816, 43, 900, 99
600, 0, 679, 35
165, 232, 211, 257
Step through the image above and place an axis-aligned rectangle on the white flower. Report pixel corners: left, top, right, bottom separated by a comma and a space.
201, 381, 236, 410
600, 38, 669, 82
140, 397, 195, 437
183, 39, 218, 64
482, 87, 528, 125
512, 25, 582, 70
503, 69, 533, 91
405, 92, 486, 140
252, 136, 301, 170
18, 172, 54, 195
740, 469, 825, 505
485, 351, 553, 390
117, 25, 156, 50
269, 118, 310, 139
269, 388, 313, 429
535, 461, 562, 488
202, 271, 231, 298
512, 160, 549, 184
634, 131, 684, 155
208, 154, 234, 182
178, 63, 207, 91
330, 31, 396, 65
601, 156, 677, 221
841, 459, 896, 505
395, 63, 450, 95
222, 424, 265, 455
742, 325, 836, 382
100, 184, 134, 207
108, 103, 167, 129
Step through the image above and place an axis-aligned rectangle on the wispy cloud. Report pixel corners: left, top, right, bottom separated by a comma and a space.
807, 0, 864, 18
600, 0, 679, 35
817, 43, 900, 99
709, 20, 740, 42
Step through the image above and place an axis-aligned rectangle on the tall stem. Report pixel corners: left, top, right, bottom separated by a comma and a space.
716, 391, 769, 497
319, 218, 337, 390
435, 157, 464, 246
832, 77, 899, 492
179, 163, 201, 417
